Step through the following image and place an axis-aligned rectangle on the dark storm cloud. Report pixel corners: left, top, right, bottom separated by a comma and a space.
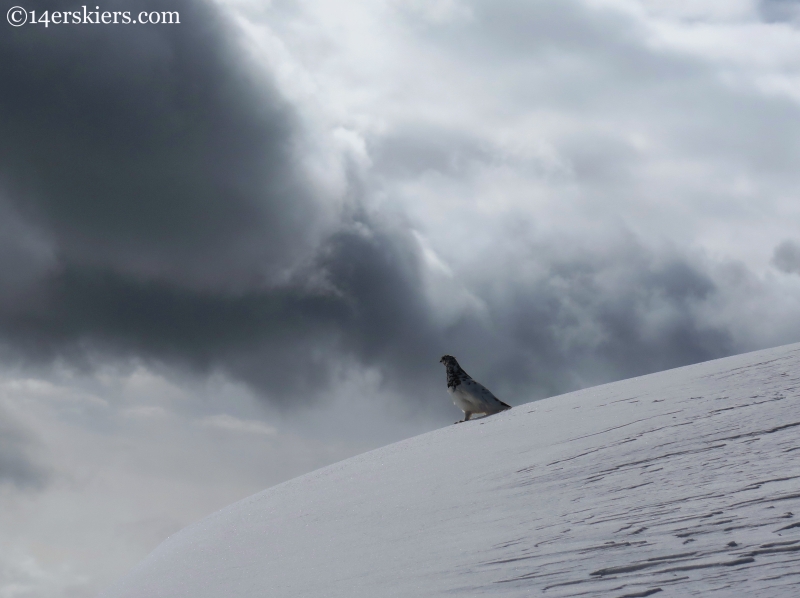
0, 0, 448, 406
0, 208, 444, 403
0, 412, 48, 490
772, 240, 800, 275
0, 0, 449, 404
0, 0, 347, 401
0, 0, 742, 408
0, 0, 319, 290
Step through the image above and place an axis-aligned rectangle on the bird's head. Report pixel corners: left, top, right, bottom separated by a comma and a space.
440, 355, 457, 367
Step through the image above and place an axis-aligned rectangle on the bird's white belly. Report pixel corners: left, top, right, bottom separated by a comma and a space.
448, 385, 489, 414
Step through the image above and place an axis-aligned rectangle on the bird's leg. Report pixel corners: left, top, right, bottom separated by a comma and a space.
464, 411, 472, 422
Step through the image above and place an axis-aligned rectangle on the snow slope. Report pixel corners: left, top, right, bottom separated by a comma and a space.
100, 344, 800, 597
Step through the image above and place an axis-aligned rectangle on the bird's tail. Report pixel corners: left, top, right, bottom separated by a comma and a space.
499, 401, 512, 410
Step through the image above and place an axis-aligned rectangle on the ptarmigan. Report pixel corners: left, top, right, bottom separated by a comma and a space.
440, 355, 511, 423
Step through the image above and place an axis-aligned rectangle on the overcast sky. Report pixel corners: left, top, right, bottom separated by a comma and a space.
3, 0, 800, 596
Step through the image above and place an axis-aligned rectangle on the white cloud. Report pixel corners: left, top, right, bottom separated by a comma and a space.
230, 0, 800, 282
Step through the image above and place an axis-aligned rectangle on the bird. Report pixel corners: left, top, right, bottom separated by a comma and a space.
439, 355, 511, 423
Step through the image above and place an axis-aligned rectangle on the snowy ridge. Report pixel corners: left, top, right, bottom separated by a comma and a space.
100, 344, 800, 597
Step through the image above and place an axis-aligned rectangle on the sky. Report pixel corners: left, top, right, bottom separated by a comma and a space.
2, 0, 800, 595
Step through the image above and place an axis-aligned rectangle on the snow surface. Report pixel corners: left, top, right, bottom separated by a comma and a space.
100, 344, 800, 597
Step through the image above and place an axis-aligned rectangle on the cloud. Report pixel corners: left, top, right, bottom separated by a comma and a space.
432, 235, 734, 400
0, 410, 48, 490
758, 0, 800, 23
0, 0, 345, 400
0, 548, 89, 598
0, 0, 796, 413
772, 240, 800, 274
0, 0, 328, 293
123, 406, 168, 419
